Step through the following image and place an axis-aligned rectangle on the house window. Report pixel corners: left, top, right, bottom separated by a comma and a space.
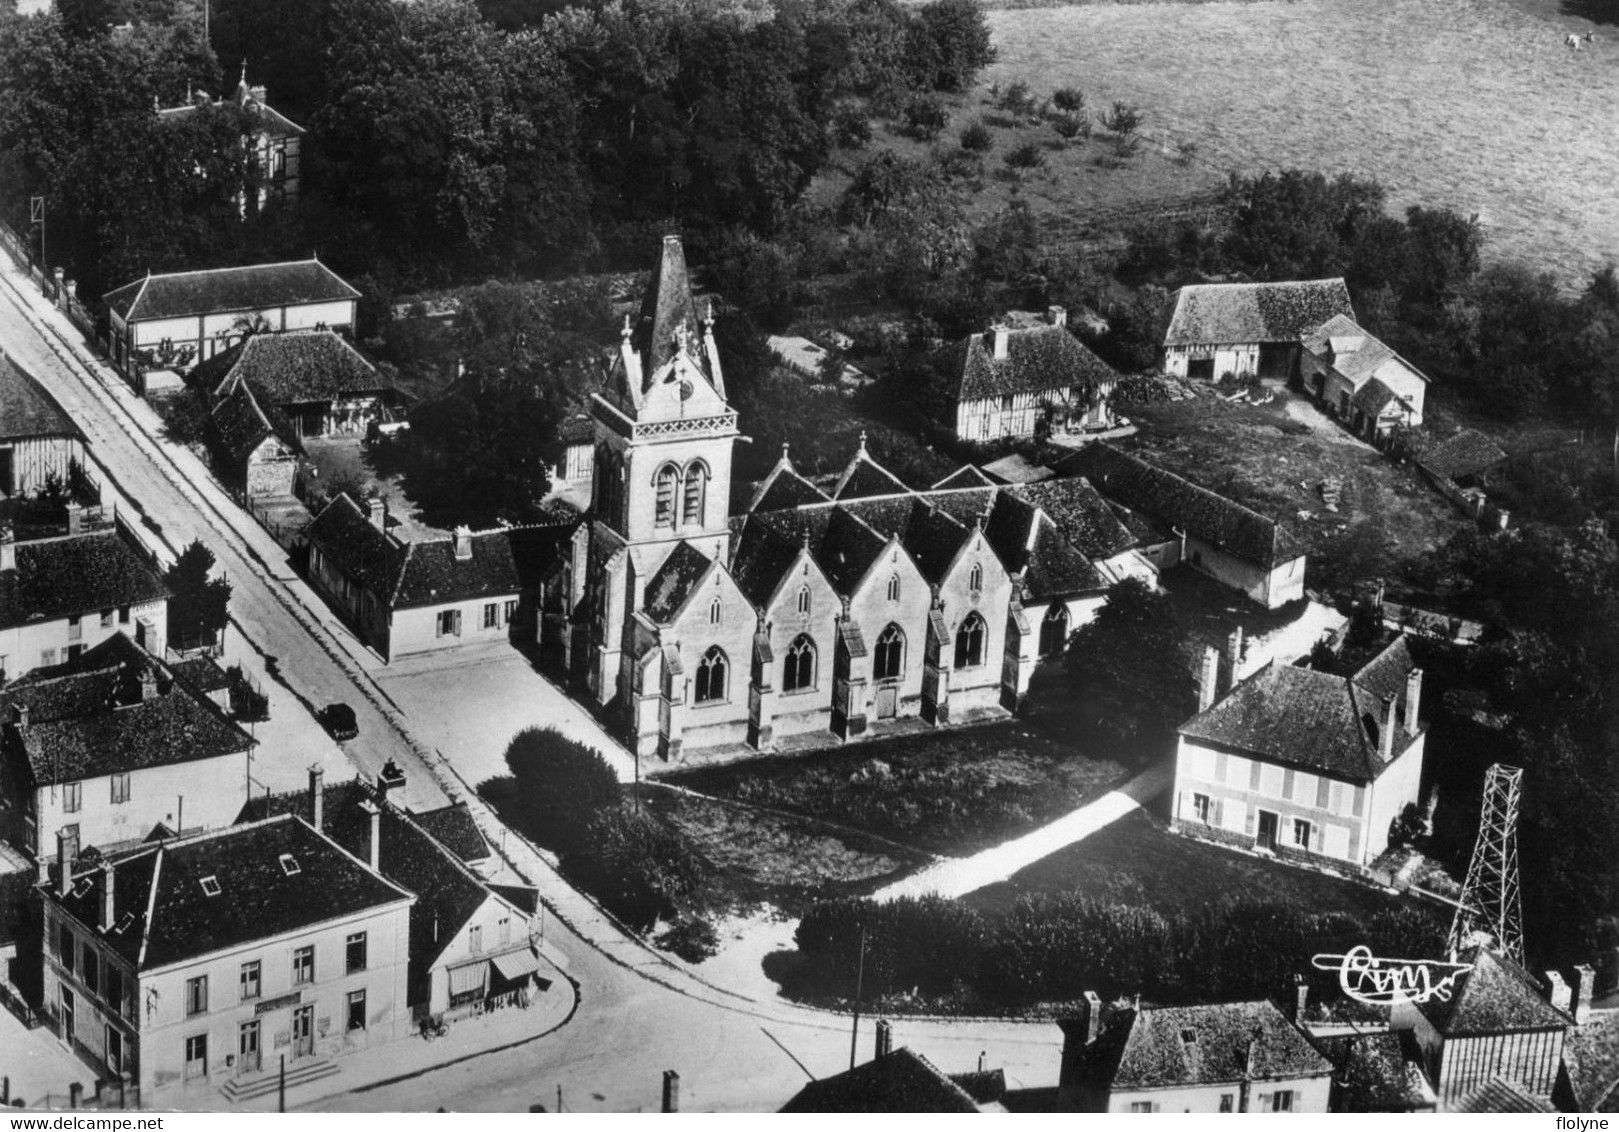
783, 635, 816, 693
469, 925, 483, 955
106, 964, 123, 1016
62, 781, 81, 814
1219, 1095, 1234, 1113
110, 773, 130, 805
683, 462, 708, 527
954, 612, 986, 668
498, 917, 511, 946
59, 925, 74, 973
81, 943, 98, 995
1192, 793, 1212, 824
886, 574, 900, 602
1128, 1102, 1158, 1113
968, 562, 983, 592
240, 960, 261, 1001
655, 465, 678, 528
796, 586, 810, 615
41, 648, 56, 666
1268, 1091, 1294, 1112
483, 603, 499, 630
874, 624, 905, 681
436, 610, 462, 638
184, 1034, 208, 1078
346, 989, 367, 1032
346, 932, 367, 974
118, 606, 130, 624
68, 614, 82, 641
709, 598, 721, 626
185, 975, 208, 1017
503, 599, 517, 624
1001, 394, 1014, 413
1291, 818, 1313, 849
695, 647, 728, 704
292, 945, 314, 985
100, 610, 113, 629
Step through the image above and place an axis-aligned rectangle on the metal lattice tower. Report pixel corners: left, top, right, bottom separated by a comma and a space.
1447, 763, 1525, 964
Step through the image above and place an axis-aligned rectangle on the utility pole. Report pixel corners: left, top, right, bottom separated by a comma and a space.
29, 197, 44, 269
278, 1054, 285, 1113
848, 926, 867, 1071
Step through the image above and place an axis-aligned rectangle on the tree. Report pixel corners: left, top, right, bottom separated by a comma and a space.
1101, 100, 1141, 138
1223, 169, 1387, 282
907, 0, 994, 92
1064, 577, 1196, 746
1052, 86, 1084, 114
503, 726, 621, 851
165, 540, 232, 650
902, 93, 949, 140
561, 807, 709, 929
959, 120, 993, 153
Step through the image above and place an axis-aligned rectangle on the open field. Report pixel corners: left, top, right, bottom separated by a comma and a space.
981, 0, 1619, 285
962, 809, 1437, 921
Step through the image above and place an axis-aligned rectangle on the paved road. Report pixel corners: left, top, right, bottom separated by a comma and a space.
0, 265, 1065, 1111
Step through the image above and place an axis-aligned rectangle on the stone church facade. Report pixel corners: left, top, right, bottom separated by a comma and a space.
560, 236, 1140, 761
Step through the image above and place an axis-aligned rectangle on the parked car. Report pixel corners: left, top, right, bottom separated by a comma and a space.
319, 702, 359, 741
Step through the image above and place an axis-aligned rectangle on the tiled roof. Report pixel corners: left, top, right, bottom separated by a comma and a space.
749, 459, 831, 513
728, 520, 805, 609
192, 330, 385, 405
167, 653, 231, 696
1163, 279, 1355, 346
391, 532, 525, 609
1302, 314, 1428, 399
1178, 635, 1421, 781
1351, 377, 1402, 415
209, 380, 277, 465
0, 352, 81, 441
932, 465, 995, 490
1313, 1030, 1435, 1112
643, 541, 713, 624
1451, 1076, 1557, 1113
410, 803, 491, 865
839, 496, 969, 584
158, 79, 305, 139
0, 529, 169, 631
1074, 1000, 1333, 1090
1010, 478, 1137, 561
1561, 1010, 1619, 1112
4, 633, 253, 784
1418, 429, 1508, 482
834, 451, 911, 501
940, 323, 1117, 402
305, 494, 404, 596
1064, 444, 1301, 568
742, 507, 890, 597
781, 1049, 982, 1113
1418, 948, 1572, 1036
636, 235, 700, 380
104, 259, 359, 323
48, 815, 411, 970
1023, 514, 1108, 598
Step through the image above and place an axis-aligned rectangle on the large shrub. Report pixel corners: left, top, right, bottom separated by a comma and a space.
794, 895, 990, 997
503, 727, 620, 852
561, 808, 710, 930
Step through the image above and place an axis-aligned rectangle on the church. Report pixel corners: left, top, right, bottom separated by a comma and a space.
558, 236, 1150, 761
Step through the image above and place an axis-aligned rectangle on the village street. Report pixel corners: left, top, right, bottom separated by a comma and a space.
0, 260, 1074, 1110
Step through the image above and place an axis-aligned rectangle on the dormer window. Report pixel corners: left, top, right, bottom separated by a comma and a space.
200, 876, 221, 897
1181, 1028, 1197, 1044
72, 879, 93, 899
278, 854, 301, 877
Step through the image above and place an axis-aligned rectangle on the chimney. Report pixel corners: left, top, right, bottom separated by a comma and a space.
1545, 970, 1572, 1014
453, 526, 473, 561
57, 828, 78, 896
1573, 964, 1595, 1024
1294, 976, 1308, 1024
99, 861, 115, 932
1, 525, 14, 572
309, 765, 325, 830
1198, 646, 1220, 712
1048, 305, 1067, 328
661, 1070, 680, 1114
1380, 693, 1398, 761
874, 1019, 893, 1059
65, 502, 83, 535
192, 89, 209, 108
1083, 990, 1103, 1044
1223, 627, 1244, 694
138, 666, 158, 702
359, 799, 381, 871
14, 703, 29, 728
377, 758, 406, 801
365, 494, 387, 531
991, 325, 1009, 361
250, 84, 267, 104
1403, 668, 1423, 734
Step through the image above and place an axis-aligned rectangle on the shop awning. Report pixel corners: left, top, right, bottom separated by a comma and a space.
491, 948, 542, 982
447, 961, 488, 997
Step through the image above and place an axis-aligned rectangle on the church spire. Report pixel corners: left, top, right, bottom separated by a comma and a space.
636, 234, 699, 379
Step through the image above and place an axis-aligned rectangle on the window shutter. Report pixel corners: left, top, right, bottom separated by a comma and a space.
1249, 760, 1263, 791
1244, 806, 1256, 836
1257, 1093, 1271, 1112
1352, 784, 1365, 817
1214, 799, 1224, 827
1316, 775, 1331, 809
1282, 769, 1295, 799
1214, 752, 1228, 783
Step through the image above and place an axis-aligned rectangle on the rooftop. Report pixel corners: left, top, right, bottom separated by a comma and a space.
1163, 279, 1356, 347
104, 259, 360, 324
0, 351, 81, 442
1070, 1000, 1334, 1091
1417, 429, 1509, 482
780, 1049, 983, 1113
939, 322, 1117, 402
191, 330, 386, 406
1417, 947, 1573, 1036
1561, 1009, 1619, 1112
0, 528, 169, 632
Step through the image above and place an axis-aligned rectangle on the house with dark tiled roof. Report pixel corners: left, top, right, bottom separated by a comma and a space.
781, 1047, 996, 1112
207, 379, 298, 500
1063, 442, 1307, 608
158, 68, 304, 209
1417, 429, 1509, 485
0, 350, 86, 500
0, 632, 255, 875
38, 814, 414, 1101
1058, 996, 1334, 1112
560, 238, 1155, 760
932, 308, 1119, 442
1172, 634, 1426, 870
304, 493, 575, 663
104, 259, 359, 394
1556, 1007, 1619, 1112
191, 329, 400, 442
1162, 279, 1355, 382
0, 522, 170, 678
1301, 314, 1428, 437
1313, 1029, 1437, 1112
1391, 948, 1576, 1110
240, 765, 549, 1022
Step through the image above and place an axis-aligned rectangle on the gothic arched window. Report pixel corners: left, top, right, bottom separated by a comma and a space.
874, 623, 905, 681
783, 634, 816, 693
886, 574, 901, 602
695, 646, 728, 703
682, 461, 709, 528
709, 597, 722, 626
655, 464, 679, 529
968, 562, 984, 592
796, 586, 811, 615
955, 612, 986, 668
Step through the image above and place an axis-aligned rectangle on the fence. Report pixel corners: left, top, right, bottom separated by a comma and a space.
1415, 463, 1511, 530
0, 218, 104, 351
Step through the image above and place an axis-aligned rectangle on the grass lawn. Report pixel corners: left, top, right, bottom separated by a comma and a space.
962, 809, 1435, 923
641, 785, 931, 915
1119, 389, 1472, 594
979, 0, 1617, 288
659, 701, 1134, 857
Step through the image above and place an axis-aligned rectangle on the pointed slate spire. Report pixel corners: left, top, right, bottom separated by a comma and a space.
636, 234, 699, 381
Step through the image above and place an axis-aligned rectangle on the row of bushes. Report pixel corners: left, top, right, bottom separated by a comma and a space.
790, 893, 1444, 1008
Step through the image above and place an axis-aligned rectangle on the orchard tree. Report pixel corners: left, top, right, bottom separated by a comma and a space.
1064, 577, 1196, 747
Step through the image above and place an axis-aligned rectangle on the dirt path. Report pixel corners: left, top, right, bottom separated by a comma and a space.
867, 761, 1176, 901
